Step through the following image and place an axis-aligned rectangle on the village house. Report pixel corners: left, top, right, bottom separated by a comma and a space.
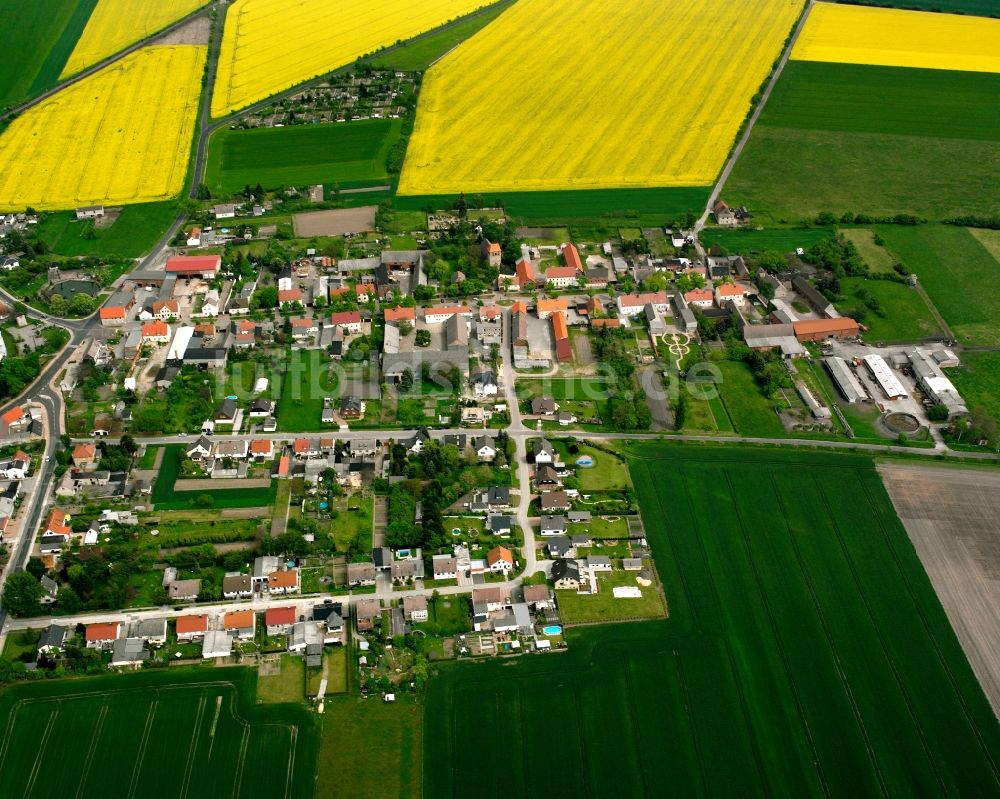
266, 606, 297, 636
403, 595, 429, 623
175, 614, 209, 641
355, 598, 383, 632
85, 621, 122, 649
486, 545, 514, 574
551, 558, 582, 590
223, 610, 256, 640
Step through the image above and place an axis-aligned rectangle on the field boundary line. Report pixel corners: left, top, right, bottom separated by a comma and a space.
676, 467, 771, 794
725, 470, 832, 798
815, 476, 949, 793
618, 652, 654, 797
75, 704, 109, 799
859, 475, 1000, 785
23, 705, 59, 797
283, 725, 298, 799
770, 473, 889, 797
207, 694, 223, 759
231, 724, 251, 799
179, 693, 208, 799
126, 696, 159, 799
0, 700, 24, 767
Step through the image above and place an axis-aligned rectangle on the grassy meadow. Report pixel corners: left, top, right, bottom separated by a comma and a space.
725, 62, 1000, 221
0, 669, 318, 798
205, 119, 402, 196
423, 445, 1000, 797
0, 0, 97, 110
950, 350, 1000, 423
37, 201, 178, 258
876, 224, 1000, 346
838, 276, 943, 343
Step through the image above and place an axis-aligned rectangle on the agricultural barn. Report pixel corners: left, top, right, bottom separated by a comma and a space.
792, 318, 860, 342
862, 354, 908, 400
551, 312, 572, 363
166, 255, 221, 280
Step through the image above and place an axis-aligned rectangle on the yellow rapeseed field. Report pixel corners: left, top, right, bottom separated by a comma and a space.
398, 0, 804, 196
212, 0, 487, 118
791, 4, 1000, 74
0, 46, 206, 211
60, 0, 209, 78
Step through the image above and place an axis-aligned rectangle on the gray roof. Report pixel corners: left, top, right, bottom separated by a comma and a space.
111, 637, 149, 664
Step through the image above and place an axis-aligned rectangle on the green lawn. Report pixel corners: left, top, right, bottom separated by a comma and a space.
317, 696, 421, 799
257, 655, 306, 704
699, 226, 832, 254
0, 0, 97, 110
370, 0, 516, 71
205, 119, 402, 196
556, 569, 666, 624
574, 445, 630, 491
276, 349, 340, 431
517, 377, 609, 402
950, 350, 1000, 424
876, 224, 1000, 346
0, 669, 318, 798
329, 493, 373, 553
37, 201, 179, 258
138, 445, 160, 470
714, 360, 785, 437
151, 444, 278, 511
725, 62, 1000, 222
839, 276, 943, 343
839, 228, 897, 273
568, 515, 630, 539
422, 445, 1000, 798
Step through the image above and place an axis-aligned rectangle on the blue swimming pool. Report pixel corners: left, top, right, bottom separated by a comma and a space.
576, 456, 595, 467
543, 625, 562, 636
397, 548, 411, 558
451, 528, 462, 536
319, 501, 329, 509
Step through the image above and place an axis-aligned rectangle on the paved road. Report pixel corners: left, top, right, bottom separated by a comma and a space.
695, 0, 816, 232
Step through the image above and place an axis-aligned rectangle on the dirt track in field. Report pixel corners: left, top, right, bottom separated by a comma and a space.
879, 463, 1000, 717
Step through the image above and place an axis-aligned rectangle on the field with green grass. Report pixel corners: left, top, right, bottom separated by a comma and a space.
318, 696, 421, 799
0, 0, 97, 110
714, 360, 785, 437
700, 226, 832, 254
572, 445, 631, 491
0, 668, 317, 798
257, 655, 305, 704
876, 224, 1000, 346
151, 445, 277, 511
205, 120, 401, 196
950, 350, 1000, 423
37, 201, 179, 258
839, 276, 943, 343
725, 62, 1000, 222
396, 186, 709, 227
276, 350, 340, 431
424, 445, 1000, 797
517, 377, 609, 402
370, 0, 516, 71
556, 570, 666, 624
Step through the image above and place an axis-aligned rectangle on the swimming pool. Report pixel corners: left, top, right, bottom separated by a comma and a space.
575, 456, 595, 467
397, 548, 411, 558
319, 501, 329, 509
543, 625, 562, 636
451, 528, 462, 536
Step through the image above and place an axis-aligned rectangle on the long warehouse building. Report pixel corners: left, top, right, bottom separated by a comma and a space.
824, 357, 867, 404
862, 354, 908, 400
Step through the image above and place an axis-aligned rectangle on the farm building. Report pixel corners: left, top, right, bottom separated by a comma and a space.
792, 318, 860, 342
551, 312, 572, 363
862, 354, 908, 400
166, 255, 220, 279
824, 357, 867, 404
904, 348, 967, 417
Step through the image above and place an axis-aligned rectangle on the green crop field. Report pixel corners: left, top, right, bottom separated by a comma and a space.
205, 120, 401, 196
396, 186, 709, 227
843, 0, 999, 14
517, 377, 609, 402
370, 0, 516, 72
424, 445, 1000, 797
37, 201, 179, 258
0, 669, 317, 799
0, 0, 97, 110
839, 276, 943, 343
725, 62, 1000, 222
876, 224, 1000, 346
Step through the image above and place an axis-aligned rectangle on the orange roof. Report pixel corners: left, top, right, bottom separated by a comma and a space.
238, 319, 255, 333
142, 321, 168, 338
268, 570, 299, 589
175, 615, 208, 635
72, 443, 96, 460
384, 306, 415, 322
278, 289, 302, 303
13, 450, 29, 462
188, 226, 201, 237
265, 606, 297, 626
717, 283, 745, 296
224, 610, 255, 630
551, 311, 569, 341
152, 299, 179, 314
591, 318, 621, 328
319, 436, 334, 448
792, 318, 861, 336
537, 298, 569, 314
562, 243, 582, 271
479, 305, 502, 319
99, 306, 125, 320
85, 622, 120, 642
515, 259, 533, 286
328, 287, 349, 298
291, 316, 314, 328
166, 255, 220, 273
487, 546, 514, 566
488, 242, 502, 254
277, 455, 289, 476
511, 301, 528, 314
685, 289, 713, 303
354, 283, 372, 295
293, 438, 308, 454
330, 311, 361, 326
1, 407, 24, 425
545, 266, 578, 279
45, 508, 71, 536
249, 439, 272, 455
426, 305, 470, 317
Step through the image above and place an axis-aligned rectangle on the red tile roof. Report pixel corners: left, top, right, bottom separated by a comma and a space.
384, 306, 415, 322
268, 570, 299, 590
562, 243, 582, 271
265, 606, 297, 627
224, 610, 255, 630
85, 622, 120, 642
330, 311, 362, 326
175, 615, 208, 635
487, 546, 513, 566
99, 306, 126, 320
166, 255, 220, 274
1, 407, 24, 425
142, 321, 169, 338
278, 289, 302, 303
249, 439, 272, 455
